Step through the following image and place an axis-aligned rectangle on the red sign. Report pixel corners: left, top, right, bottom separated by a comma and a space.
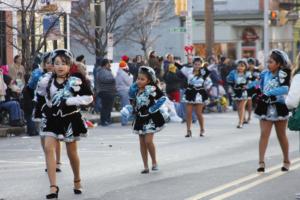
184, 46, 194, 55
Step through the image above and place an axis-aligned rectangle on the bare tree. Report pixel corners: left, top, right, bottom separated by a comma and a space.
70, 0, 139, 58
125, 0, 174, 60
0, 0, 65, 72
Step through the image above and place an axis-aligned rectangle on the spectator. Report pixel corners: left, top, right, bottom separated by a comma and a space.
132, 55, 145, 81
163, 53, 174, 72
163, 63, 181, 103
0, 71, 24, 127
148, 51, 162, 80
76, 54, 86, 64
116, 61, 133, 126
9, 55, 26, 90
93, 57, 102, 114
95, 59, 116, 126
121, 55, 136, 77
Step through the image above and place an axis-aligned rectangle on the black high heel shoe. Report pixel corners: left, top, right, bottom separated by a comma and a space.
74, 179, 83, 195
185, 130, 192, 138
257, 162, 265, 172
46, 185, 59, 199
200, 130, 205, 137
141, 169, 150, 174
281, 162, 290, 172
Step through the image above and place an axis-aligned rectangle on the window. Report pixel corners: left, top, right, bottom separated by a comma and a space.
0, 11, 6, 65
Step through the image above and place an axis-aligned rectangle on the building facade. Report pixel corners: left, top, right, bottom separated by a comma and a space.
0, 0, 72, 66
192, 0, 296, 61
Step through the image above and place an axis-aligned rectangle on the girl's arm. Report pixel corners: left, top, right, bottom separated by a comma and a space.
62, 75, 94, 106
226, 70, 235, 85
149, 96, 167, 113
148, 86, 167, 113
265, 69, 290, 96
35, 72, 52, 96
286, 74, 300, 109
204, 77, 213, 90
128, 82, 138, 100
66, 95, 93, 106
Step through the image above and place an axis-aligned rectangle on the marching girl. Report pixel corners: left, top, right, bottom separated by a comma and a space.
227, 59, 249, 128
28, 52, 62, 173
255, 49, 291, 172
35, 49, 93, 198
245, 58, 261, 124
126, 66, 167, 174
182, 58, 212, 137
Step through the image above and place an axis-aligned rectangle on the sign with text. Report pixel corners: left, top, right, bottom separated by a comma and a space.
43, 14, 61, 40
169, 27, 186, 33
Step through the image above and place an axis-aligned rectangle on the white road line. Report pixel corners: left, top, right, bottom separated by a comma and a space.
185, 158, 300, 200
211, 163, 300, 200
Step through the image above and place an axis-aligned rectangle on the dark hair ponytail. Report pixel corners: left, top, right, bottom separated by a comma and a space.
46, 73, 56, 100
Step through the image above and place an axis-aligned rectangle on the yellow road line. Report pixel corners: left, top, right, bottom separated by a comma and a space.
211, 163, 300, 200
185, 158, 300, 200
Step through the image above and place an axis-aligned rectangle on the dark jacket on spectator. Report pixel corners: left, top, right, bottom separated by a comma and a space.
95, 67, 116, 94
163, 69, 182, 94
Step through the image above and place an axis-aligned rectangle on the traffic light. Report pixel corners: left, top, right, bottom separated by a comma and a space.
269, 10, 278, 26
174, 0, 187, 16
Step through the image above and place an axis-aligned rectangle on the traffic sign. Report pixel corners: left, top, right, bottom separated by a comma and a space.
169, 27, 186, 33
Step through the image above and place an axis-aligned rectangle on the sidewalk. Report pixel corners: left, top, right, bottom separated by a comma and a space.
0, 111, 122, 137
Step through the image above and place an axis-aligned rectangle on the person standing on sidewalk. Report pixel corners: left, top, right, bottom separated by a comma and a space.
255, 49, 291, 173
126, 66, 167, 174
9, 55, 26, 90
116, 61, 133, 126
182, 58, 212, 137
95, 59, 116, 126
35, 49, 93, 199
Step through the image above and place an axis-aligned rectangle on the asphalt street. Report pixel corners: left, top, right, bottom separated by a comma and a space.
0, 112, 299, 200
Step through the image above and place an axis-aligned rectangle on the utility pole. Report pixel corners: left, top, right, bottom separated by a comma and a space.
264, 0, 269, 67
205, 0, 214, 58
185, 0, 193, 48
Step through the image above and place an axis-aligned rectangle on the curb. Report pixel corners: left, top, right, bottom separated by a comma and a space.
0, 126, 26, 137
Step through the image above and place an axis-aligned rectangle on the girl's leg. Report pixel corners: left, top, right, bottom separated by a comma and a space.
186, 104, 193, 134
145, 133, 157, 167
55, 141, 62, 170
274, 120, 290, 164
66, 141, 81, 190
238, 100, 247, 125
194, 104, 205, 133
246, 99, 253, 122
41, 137, 46, 153
44, 136, 58, 193
139, 135, 148, 170
259, 120, 273, 163
236, 100, 240, 123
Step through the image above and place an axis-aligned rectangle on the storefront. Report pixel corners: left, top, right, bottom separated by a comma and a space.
192, 18, 294, 61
